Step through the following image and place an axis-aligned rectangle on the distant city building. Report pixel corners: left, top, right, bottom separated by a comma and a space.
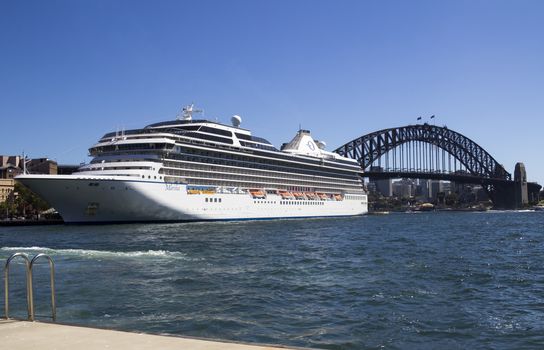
0, 156, 22, 203
417, 180, 450, 201
441, 181, 452, 194
375, 178, 393, 197
451, 182, 489, 203
420, 179, 433, 200
393, 179, 414, 198
0, 178, 15, 203
27, 158, 58, 175
366, 181, 377, 193
431, 180, 444, 198
0, 156, 23, 179
368, 166, 393, 197
0, 155, 65, 202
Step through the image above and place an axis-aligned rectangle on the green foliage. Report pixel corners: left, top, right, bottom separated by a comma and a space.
14, 182, 50, 211
0, 199, 17, 218
445, 193, 458, 206
0, 182, 51, 219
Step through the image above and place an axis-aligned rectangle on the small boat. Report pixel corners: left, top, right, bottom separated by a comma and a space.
249, 189, 266, 199
293, 192, 306, 199
317, 193, 329, 200
305, 192, 318, 200
279, 191, 295, 199
418, 203, 435, 211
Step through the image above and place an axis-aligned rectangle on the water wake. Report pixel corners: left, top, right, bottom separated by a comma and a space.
0, 246, 188, 260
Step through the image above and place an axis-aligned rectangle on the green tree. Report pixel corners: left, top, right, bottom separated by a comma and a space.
445, 192, 458, 206
5, 182, 52, 218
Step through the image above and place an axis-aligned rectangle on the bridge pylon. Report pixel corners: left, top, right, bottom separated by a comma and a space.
514, 162, 528, 207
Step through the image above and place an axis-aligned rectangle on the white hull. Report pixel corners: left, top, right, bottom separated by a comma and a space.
17, 175, 368, 223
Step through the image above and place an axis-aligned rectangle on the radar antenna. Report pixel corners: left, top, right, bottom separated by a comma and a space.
179, 103, 203, 121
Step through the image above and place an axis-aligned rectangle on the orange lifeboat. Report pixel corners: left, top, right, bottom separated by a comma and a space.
305, 192, 318, 200
317, 193, 329, 200
293, 192, 306, 199
279, 190, 294, 199
249, 189, 266, 199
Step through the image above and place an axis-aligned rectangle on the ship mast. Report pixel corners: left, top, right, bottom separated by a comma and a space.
179, 103, 203, 121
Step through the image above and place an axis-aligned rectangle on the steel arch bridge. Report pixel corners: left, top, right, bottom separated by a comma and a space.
334, 123, 511, 182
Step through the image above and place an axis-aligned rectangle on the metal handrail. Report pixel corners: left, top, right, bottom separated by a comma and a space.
4, 252, 32, 320
3, 252, 57, 321
29, 253, 56, 321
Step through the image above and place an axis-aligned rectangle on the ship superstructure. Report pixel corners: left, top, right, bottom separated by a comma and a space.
17, 105, 368, 223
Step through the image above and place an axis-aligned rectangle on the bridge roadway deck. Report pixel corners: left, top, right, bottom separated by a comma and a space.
0, 320, 305, 350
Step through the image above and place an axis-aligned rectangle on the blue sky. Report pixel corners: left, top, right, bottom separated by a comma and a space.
1, 0, 543, 184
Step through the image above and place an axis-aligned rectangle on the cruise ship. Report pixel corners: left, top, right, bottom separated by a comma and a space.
16, 105, 368, 223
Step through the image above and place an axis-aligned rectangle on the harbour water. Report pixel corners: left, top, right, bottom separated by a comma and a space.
1, 211, 543, 349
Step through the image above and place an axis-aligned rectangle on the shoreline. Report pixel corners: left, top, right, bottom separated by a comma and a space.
0, 219, 64, 227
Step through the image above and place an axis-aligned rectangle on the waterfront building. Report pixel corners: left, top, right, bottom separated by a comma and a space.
27, 158, 58, 175
0, 156, 22, 179
431, 180, 444, 199
368, 167, 393, 197
393, 179, 414, 198
0, 178, 15, 203
375, 179, 393, 197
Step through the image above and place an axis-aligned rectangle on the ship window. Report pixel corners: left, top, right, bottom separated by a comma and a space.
175, 125, 200, 131
205, 198, 208, 202
183, 132, 234, 144
235, 133, 251, 140
200, 126, 232, 137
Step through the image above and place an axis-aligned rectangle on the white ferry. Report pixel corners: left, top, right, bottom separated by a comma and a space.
16, 105, 368, 223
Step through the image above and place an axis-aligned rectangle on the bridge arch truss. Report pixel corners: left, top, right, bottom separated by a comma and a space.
334, 124, 511, 181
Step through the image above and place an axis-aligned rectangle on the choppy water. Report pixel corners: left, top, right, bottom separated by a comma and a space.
1, 212, 544, 349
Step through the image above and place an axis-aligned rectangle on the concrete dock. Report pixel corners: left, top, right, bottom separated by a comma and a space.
0, 320, 301, 350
